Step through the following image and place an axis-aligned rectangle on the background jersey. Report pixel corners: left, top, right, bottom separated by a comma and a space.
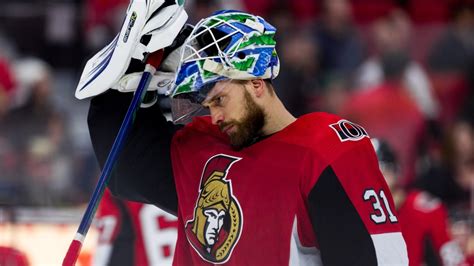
398, 190, 465, 266
169, 112, 407, 265
0, 246, 29, 266
93, 189, 178, 266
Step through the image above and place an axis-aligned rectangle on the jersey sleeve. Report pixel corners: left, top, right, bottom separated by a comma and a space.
88, 90, 181, 215
426, 198, 465, 265
417, 194, 450, 251
94, 189, 137, 266
306, 138, 408, 266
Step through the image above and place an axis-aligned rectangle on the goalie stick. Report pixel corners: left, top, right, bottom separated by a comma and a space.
62, 50, 164, 266
64, 0, 187, 263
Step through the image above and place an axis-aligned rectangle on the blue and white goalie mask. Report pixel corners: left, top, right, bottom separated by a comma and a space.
168, 10, 280, 124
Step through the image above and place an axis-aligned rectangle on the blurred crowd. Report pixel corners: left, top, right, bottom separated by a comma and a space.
0, 0, 473, 264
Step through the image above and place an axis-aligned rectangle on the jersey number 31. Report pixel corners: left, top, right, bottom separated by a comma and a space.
363, 189, 398, 224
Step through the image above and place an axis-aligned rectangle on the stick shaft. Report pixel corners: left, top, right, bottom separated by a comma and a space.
80, 69, 153, 235
63, 51, 163, 266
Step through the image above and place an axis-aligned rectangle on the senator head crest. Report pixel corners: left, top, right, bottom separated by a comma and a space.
185, 154, 243, 264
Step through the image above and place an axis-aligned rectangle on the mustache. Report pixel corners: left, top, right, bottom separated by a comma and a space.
218, 121, 236, 131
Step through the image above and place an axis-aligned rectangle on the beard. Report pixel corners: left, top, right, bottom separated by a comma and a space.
219, 90, 265, 150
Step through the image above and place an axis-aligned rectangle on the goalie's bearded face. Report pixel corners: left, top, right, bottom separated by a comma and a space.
203, 80, 265, 150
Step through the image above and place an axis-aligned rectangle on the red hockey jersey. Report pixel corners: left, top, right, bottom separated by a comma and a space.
398, 190, 465, 266
169, 112, 408, 265
94, 189, 178, 266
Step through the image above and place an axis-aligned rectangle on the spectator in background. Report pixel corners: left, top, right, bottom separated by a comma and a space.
313, 0, 365, 79
447, 122, 474, 262
273, 30, 321, 116
355, 9, 439, 120
450, 119, 474, 168
413, 117, 474, 262
93, 189, 178, 266
427, 2, 474, 125
316, 75, 350, 114
428, 2, 474, 73
340, 51, 426, 185
371, 138, 466, 266
3, 58, 72, 206
415, 117, 474, 207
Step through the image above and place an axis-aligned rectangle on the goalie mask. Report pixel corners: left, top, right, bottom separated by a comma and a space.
168, 10, 280, 124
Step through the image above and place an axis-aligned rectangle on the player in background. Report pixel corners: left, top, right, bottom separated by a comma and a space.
371, 138, 466, 266
0, 246, 29, 266
93, 189, 178, 266
88, 10, 408, 265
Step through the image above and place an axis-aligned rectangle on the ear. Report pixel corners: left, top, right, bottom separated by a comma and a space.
249, 79, 265, 97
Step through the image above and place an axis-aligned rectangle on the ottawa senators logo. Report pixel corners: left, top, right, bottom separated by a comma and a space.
329, 119, 369, 142
185, 154, 243, 264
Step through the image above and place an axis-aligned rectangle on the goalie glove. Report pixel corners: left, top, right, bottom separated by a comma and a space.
75, 0, 187, 100
111, 24, 193, 95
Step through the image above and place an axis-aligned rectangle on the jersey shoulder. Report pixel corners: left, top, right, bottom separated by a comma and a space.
280, 112, 372, 162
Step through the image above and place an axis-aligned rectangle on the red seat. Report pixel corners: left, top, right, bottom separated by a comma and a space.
408, 0, 451, 23
350, 0, 397, 24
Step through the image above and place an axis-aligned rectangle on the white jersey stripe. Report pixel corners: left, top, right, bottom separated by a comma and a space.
371, 232, 409, 265
288, 216, 323, 266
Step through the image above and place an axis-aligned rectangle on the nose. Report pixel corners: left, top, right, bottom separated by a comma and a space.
210, 107, 224, 126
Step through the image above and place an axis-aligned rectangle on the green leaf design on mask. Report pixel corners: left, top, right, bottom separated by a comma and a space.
239, 33, 276, 49
232, 57, 255, 71
175, 76, 195, 94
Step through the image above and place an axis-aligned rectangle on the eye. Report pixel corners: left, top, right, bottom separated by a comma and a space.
214, 96, 225, 106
